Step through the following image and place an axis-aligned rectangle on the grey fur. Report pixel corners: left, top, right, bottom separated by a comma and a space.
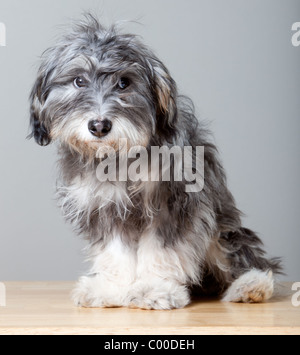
29, 15, 282, 306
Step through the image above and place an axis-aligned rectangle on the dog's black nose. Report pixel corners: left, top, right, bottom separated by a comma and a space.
88, 119, 112, 138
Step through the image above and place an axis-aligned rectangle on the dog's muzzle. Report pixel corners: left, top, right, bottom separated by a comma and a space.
88, 119, 112, 138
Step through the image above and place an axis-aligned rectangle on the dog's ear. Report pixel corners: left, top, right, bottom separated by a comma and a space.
153, 63, 178, 139
29, 72, 52, 146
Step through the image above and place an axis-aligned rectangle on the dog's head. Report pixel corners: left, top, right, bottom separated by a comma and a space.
29, 15, 178, 156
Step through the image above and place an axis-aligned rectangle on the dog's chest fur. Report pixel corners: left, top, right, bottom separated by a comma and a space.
56, 146, 221, 248
57, 149, 195, 246
58, 169, 146, 240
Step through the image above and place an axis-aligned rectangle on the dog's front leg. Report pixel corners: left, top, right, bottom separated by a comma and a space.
72, 236, 136, 308
128, 231, 195, 310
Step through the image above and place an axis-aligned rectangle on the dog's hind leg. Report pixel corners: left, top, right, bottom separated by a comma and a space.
204, 228, 282, 303
222, 268, 274, 303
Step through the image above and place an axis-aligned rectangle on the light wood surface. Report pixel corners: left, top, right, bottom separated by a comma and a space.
0, 282, 299, 335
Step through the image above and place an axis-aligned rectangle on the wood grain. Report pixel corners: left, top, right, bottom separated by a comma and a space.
0, 282, 299, 335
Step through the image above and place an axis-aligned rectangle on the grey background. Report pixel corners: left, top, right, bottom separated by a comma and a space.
0, 0, 299, 281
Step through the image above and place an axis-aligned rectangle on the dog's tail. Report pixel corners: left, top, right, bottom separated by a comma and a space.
219, 227, 283, 278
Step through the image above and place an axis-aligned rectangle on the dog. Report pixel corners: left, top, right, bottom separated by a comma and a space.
29, 15, 281, 309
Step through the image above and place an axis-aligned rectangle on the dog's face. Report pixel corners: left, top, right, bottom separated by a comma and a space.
30, 17, 178, 156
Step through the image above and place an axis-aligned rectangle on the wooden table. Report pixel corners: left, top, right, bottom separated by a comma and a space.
0, 282, 299, 335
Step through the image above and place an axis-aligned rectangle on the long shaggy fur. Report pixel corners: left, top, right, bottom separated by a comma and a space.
29, 15, 282, 309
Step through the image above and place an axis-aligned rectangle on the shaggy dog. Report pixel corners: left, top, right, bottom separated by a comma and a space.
29, 16, 281, 309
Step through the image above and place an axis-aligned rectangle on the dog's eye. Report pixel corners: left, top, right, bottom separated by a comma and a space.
74, 77, 87, 89
118, 77, 130, 90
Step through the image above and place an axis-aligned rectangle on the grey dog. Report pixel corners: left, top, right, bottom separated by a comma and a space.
29, 15, 281, 309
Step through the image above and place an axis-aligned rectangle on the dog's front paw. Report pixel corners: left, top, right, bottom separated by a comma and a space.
129, 282, 190, 310
72, 275, 130, 308
72, 276, 109, 308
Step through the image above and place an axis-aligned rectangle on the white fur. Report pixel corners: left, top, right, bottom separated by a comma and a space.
73, 235, 136, 307
58, 173, 133, 223
222, 269, 274, 303
72, 229, 201, 309
129, 230, 193, 309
